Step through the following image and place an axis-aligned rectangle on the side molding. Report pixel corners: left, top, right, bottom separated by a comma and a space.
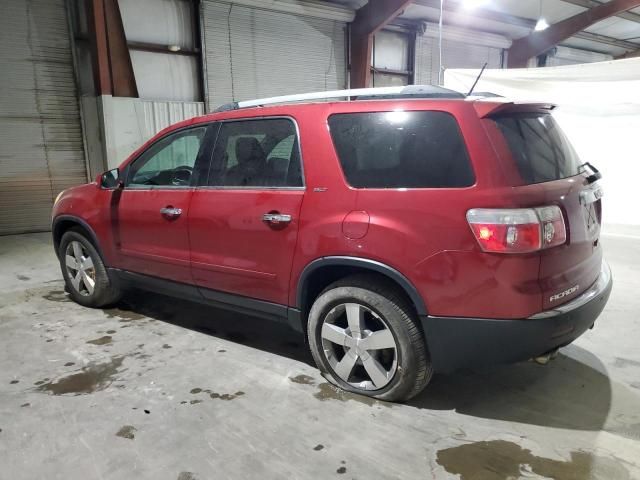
296, 256, 427, 315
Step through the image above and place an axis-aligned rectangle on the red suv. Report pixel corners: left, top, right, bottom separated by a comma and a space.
52, 86, 612, 402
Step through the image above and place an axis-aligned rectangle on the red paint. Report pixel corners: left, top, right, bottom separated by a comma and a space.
52, 98, 602, 320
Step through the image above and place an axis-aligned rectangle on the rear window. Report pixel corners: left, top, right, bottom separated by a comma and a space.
328, 111, 474, 188
494, 113, 581, 184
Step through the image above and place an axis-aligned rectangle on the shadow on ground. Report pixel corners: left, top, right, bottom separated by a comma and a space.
410, 346, 618, 432
104, 290, 635, 434
108, 289, 313, 366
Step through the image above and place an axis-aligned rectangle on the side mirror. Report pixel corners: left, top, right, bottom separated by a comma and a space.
99, 168, 123, 189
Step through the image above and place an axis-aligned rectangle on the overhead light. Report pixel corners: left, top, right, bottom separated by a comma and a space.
168, 45, 181, 52
462, 0, 490, 8
534, 18, 549, 31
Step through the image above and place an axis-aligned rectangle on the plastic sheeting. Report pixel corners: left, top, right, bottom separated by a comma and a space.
445, 58, 640, 226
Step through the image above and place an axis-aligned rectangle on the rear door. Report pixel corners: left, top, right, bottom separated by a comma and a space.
188, 117, 305, 305
491, 112, 603, 310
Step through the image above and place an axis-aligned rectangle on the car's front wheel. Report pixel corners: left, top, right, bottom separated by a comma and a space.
307, 274, 432, 402
58, 229, 122, 308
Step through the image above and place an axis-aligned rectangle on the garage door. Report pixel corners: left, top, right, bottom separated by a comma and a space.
201, 0, 347, 110
415, 24, 508, 86
0, 0, 87, 235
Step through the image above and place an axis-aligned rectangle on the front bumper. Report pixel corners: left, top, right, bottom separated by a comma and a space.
421, 261, 612, 374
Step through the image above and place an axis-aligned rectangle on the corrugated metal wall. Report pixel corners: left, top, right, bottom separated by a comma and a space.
201, 0, 347, 110
0, 0, 87, 235
415, 24, 508, 86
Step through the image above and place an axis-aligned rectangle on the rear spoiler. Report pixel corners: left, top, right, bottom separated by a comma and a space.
473, 101, 556, 118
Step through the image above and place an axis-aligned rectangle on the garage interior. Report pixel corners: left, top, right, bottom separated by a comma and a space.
1, 0, 640, 478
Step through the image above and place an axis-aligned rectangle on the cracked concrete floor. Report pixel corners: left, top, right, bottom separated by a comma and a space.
1, 229, 640, 480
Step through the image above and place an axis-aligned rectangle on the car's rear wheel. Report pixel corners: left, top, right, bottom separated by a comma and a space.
307, 274, 432, 402
58, 229, 122, 308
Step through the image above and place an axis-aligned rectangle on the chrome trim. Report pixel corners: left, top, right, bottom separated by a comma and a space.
529, 261, 611, 319
579, 182, 604, 205
262, 213, 292, 224
160, 207, 183, 217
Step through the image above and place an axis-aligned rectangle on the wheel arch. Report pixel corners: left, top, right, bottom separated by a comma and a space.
52, 215, 105, 261
295, 256, 427, 327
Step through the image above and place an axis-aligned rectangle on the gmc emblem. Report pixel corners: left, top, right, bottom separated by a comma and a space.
550, 285, 579, 303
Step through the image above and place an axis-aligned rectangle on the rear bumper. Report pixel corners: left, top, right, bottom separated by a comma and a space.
421, 261, 612, 374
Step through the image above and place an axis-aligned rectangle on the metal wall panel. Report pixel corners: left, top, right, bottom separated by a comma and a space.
202, 1, 347, 110
0, 0, 87, 235
415, 25, 506, 86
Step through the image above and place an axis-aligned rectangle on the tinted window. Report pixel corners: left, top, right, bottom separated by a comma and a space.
328, 111, 474, 188
494, 113, 581, 184
128, 127, 207, 187
208, 119, 303, 188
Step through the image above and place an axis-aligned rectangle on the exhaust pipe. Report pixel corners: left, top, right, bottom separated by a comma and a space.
532, 348, 559, 365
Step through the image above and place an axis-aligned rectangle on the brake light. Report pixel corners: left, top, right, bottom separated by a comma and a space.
467, 206, 566, 253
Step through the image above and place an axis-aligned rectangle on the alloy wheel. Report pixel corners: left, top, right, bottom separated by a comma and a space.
65, 241, 96, 297
320, 302, 398, 391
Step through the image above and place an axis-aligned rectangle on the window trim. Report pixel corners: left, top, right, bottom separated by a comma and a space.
327, 109, 476, 190
124, 124, 212, 191
199, 115, 306, 191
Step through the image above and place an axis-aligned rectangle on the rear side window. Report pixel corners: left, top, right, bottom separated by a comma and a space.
208, 118, 303, 188
328, 111, 474, 189
493, 113, 581, 184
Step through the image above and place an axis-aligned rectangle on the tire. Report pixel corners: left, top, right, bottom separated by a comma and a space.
307, 274, 432, 402
58, 228, 122, 308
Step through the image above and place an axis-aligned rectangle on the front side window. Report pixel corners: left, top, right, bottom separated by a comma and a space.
328, 111, 474, 188
208, 118, 303, 188
128, 127, 207, 187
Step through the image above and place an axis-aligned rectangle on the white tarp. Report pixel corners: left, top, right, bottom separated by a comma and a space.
445, 58, 640, 226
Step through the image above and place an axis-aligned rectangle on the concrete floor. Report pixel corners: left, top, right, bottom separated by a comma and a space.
1, 228, 639, 480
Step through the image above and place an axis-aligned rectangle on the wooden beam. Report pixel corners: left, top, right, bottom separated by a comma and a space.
87, 0, 112, 95
103, 0, 138, 97
350, 0, 413, 88
559, 0, 640, 25
87, 0, 138, 97
508, 0, 640, 67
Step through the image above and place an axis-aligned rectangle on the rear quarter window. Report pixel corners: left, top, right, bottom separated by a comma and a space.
493, 113, 581, 184
328, 111, 474, 189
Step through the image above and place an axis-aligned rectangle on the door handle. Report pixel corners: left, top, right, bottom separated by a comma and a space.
160, 206, 182, 219
262, 212, 292, 225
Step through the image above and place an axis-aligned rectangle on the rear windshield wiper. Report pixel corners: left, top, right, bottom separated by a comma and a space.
578, 162, 602, 184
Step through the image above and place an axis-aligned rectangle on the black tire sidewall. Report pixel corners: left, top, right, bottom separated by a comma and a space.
58, 230, 118, 308
307, 285, 424, 402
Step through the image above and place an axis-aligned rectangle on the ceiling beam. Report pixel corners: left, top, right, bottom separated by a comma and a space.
559, 0, 640, 24
413, 0, 640, 53
508, 0, 640, 67
350, 0, 413, 88
616, 48, 640, 58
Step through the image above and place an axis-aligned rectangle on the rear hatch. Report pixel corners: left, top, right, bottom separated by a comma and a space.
489, 109, 603, 311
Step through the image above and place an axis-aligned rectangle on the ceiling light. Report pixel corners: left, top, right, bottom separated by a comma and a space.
534, 18, 549, 31
168, 45, 181, 52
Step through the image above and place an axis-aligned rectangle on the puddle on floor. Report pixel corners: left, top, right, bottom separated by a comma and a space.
103, 306, 146, 322
86, 335, 112, 345
42, 290, 69, 303
436, 440, 630, 480
35, 357, 124, 395
289, 374, 315, 385
116, 425, 136, 440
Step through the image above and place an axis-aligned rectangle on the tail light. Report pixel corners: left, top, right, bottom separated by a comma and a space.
467, 206, 566, 254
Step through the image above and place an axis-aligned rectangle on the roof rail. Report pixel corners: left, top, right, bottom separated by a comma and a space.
213, 85, 465, 112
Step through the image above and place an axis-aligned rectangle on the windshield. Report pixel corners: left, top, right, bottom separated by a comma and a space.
494, 113, 581, 184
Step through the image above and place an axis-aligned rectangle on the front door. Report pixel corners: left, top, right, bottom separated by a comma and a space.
114, 125, 211, 284
189, 117, 305, 305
